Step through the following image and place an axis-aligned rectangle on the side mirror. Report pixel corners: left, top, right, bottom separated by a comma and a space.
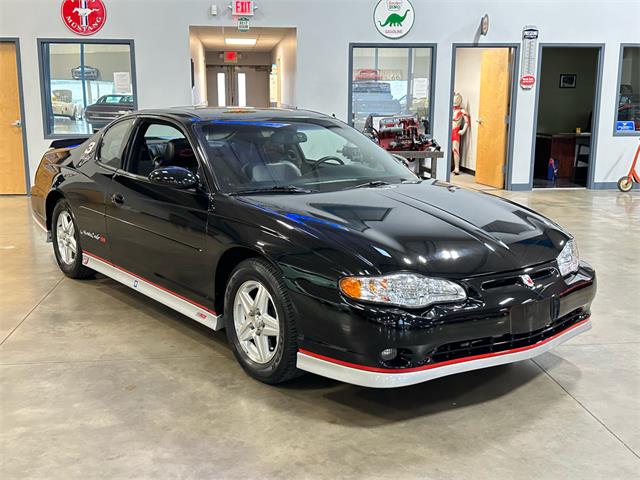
148, 166, 198, 189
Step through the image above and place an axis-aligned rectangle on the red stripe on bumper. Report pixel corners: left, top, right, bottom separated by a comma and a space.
299, 316, 590, 374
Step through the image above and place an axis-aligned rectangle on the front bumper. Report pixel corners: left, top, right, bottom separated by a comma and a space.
297, 317, 591, 388
293, 261, 596, 387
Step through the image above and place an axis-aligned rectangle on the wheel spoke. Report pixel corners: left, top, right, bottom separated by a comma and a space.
247, 340, 262, 362
68, 241, 77, 254
237, 319, 253, 342
254, 334, 269, 362
254, 285, 269, 313
260, 313, 279, 337
239, 291, 253, 316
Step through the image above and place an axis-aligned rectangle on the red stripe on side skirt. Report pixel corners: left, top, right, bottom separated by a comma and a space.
299, 317, 590, 374
83, 250, 217, 315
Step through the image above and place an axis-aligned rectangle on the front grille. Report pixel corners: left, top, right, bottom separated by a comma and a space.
481, 267, 557, 290
429, 309, 588, 365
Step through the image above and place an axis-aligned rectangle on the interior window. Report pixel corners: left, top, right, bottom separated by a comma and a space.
98, 118, 135, 168
616, 46, 640, 134
126, 121, 199, 177
39, 41, 136, 137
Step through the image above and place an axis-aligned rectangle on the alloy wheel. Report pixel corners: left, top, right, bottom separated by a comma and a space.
233, 280, 280, 364
56, 211, 77, 265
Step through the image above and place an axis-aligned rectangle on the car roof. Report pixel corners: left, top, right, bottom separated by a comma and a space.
132, 107, 333, 124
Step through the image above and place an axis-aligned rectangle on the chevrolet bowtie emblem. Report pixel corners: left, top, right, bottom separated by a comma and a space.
520, 274, 535, 288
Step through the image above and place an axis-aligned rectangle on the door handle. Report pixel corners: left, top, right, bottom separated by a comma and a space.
111, 193, 125, 206
11, 119, 22, 127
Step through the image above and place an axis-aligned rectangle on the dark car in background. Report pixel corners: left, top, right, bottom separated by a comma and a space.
30, 107, 595, 388
84, 94, 134, 129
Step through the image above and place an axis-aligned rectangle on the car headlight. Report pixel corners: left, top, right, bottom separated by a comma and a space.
339, 273, 466, 308
557, 239, 580, 276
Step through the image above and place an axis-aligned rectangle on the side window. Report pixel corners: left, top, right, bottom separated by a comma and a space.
98, 119, 135, 168
126, 121, 199, 177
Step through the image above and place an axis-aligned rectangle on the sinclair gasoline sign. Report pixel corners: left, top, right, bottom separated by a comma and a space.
374, 0, 415, 39
61, 0, 107, 36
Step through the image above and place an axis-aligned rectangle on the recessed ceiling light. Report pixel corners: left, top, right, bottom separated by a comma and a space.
225, 38, 257, 46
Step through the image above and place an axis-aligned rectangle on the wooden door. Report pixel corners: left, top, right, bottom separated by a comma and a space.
0, 42, 27, 194
475, 48, 511, 189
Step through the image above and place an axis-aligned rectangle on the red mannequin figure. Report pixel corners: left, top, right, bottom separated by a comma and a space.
451, 92, 470, 175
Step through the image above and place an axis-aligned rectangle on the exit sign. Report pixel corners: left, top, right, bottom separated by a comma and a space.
232, 1, 254, 16
224, 51, 238, 63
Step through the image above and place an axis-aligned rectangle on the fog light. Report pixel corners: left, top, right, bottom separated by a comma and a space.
380, 348, 398, 361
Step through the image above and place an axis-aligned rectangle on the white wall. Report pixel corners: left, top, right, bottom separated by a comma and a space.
454, 48, 483, 171
271, 30, 297, 108
1, 0, 639, 188
189, 33, 207, 106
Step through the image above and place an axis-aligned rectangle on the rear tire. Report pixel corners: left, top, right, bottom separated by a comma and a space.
51, 200, 94, 279
224, 258, 301, 385
617, 176, 633, 192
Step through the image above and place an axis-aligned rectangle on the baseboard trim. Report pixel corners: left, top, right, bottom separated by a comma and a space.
508, 183, 531, 191
591, 181, 636, 190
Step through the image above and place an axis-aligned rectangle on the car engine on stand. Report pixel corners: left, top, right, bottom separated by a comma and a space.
363, 114, 440, 152
363, 114, 441, 176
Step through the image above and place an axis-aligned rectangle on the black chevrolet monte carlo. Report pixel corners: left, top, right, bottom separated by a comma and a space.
31, 107, 596, 388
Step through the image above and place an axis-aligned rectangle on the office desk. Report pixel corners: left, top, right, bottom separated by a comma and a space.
550, 133, 591, 179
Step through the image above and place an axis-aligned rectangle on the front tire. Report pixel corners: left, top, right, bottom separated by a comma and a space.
51, 200, 94, 279
224, 258, 301, 384
617, 176, 633, 192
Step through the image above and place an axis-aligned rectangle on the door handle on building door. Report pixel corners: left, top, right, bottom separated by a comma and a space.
10, 119, 22, 127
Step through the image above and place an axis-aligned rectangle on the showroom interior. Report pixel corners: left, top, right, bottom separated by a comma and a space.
1, 0, 639, 479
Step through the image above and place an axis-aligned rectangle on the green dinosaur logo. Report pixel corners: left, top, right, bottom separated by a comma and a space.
378, 9, 410, 27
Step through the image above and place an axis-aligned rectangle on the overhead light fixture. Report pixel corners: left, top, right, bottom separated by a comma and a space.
225, 38, 256, 46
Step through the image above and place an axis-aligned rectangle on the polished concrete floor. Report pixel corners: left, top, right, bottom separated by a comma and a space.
1, 192, 639, 479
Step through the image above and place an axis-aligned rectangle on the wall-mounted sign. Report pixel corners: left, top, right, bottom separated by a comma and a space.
224, 51, 238, 64
113, 72, 131, 94
374, 0, 415, 39
520, 25, 539, 90
238, 16, 250, 32
232, 0, 254, 16
61, 0, 106, 36
480, 14, 489, 36
616, 121, 636, 132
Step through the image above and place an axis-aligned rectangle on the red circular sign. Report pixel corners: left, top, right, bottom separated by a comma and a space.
61, 0, 107, 36
520, 75, 536, 88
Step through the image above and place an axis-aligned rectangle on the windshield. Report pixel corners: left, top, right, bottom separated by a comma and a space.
193, 117, 414, 193
98, 95, 133, 104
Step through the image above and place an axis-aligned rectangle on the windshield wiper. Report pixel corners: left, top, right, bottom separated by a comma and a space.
349, 180, 391, 189
230, 185, 316, 195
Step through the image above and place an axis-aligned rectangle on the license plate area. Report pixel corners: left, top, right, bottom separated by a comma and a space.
510, 297, 557, 334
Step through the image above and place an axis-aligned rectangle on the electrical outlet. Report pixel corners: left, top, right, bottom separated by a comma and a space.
210, 5, 217, 16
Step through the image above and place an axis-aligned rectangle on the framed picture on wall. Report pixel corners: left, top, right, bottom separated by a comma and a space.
559, 74, 577, 88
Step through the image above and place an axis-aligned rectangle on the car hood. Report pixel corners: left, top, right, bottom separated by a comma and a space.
85, 104, 134, 113
240, 181, 568, 277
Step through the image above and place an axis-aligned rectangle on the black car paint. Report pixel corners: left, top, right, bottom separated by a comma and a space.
31, 108, 596, 371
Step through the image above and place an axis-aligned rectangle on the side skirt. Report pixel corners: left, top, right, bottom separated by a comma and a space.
82, 252, 224, 331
